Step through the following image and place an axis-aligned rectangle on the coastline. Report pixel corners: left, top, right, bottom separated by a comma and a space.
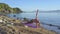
0, 15, 57, 34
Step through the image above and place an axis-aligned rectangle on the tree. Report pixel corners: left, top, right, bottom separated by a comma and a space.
0, 3, 23, 14
13, 8, 22, 14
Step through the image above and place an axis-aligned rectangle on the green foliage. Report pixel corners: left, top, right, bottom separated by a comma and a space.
13, 8, 22, 14
0, 3, 22, 14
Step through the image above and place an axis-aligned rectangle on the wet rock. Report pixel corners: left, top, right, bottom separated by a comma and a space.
58, 27, 60, 29
0, 31, 7, 34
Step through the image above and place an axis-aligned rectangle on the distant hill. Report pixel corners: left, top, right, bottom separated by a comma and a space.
0, 3, 23, 14
23, 10, 60, 13
41, 10, 60, 13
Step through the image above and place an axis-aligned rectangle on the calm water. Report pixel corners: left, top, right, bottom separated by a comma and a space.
7, 13, 60, 34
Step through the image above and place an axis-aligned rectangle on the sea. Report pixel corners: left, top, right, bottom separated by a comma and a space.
7, 12, 60, 34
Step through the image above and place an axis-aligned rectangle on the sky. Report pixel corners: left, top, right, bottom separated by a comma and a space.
0, 0, 60, 11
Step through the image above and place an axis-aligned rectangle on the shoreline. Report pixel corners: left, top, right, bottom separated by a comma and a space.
0, 15, 57, 34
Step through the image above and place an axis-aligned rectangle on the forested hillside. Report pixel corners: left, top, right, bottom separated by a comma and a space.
0, 3, 22, 14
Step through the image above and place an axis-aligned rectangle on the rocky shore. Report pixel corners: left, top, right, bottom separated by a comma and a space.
0, 15, 57, 34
